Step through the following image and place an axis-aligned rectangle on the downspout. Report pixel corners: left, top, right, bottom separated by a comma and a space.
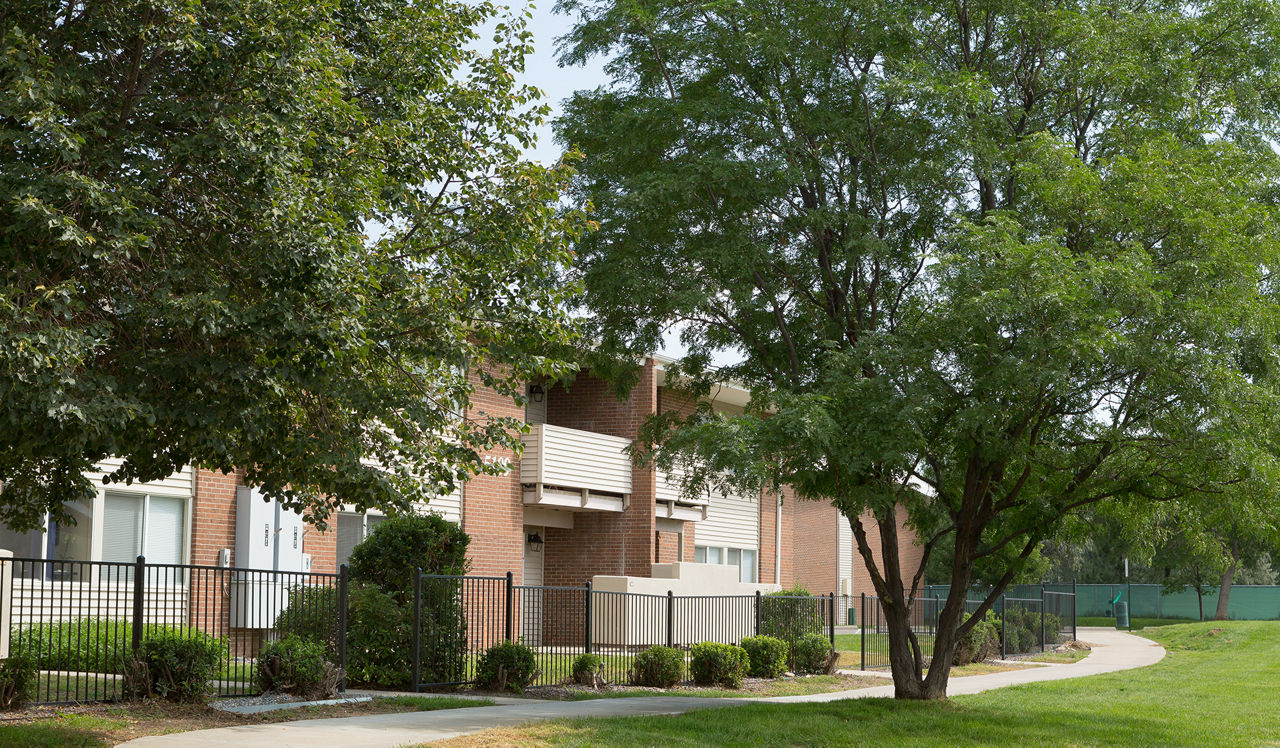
775, 489, 782, 585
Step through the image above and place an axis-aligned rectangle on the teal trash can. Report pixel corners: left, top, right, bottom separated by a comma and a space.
1115, 601, 1129, 629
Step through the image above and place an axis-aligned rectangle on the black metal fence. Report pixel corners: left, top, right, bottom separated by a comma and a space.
2, 558, 1076, 703
408, 572, 838, 690
0, 556, 342, 705
855, 588, 1077, 671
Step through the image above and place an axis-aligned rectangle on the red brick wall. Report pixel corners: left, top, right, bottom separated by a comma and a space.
541, 361, 659, 586
190, 468, 239, 567
792, 499, 839, 594
760, 486, 795, 587
461, 369, 526, 582
849, 504, 926, 598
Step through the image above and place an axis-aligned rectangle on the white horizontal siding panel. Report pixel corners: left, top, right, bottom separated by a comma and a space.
655, 466, 711, 506
86, 459, 193, 497
838, 518, 854, 592
12, 580, 188, 625
520, 424, 632, 496
422, 485, 462, 524
696, 489, 759, 550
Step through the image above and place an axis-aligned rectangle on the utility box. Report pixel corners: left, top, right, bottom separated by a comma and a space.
230, 487, 307, 628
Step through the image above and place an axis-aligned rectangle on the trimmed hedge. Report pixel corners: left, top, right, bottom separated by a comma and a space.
759, 586, 824, 668
793, 633, 832, 675
257, 635, 342, 698
122, 630, 226, 703
571, 653, 605, 686
0, 656, 37, 710
954, 611, 1000, 665
474, 640, 539, 694
690, 642, 748, 689
631, 645, 684, 687
348, 514, 470, 604
741, 635, 788, 678
9, 619, 194, 673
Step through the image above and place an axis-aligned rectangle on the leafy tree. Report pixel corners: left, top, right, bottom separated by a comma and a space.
0, 0, 586, 530
556, 0, 1280, 698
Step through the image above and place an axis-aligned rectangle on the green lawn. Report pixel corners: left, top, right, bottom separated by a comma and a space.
438, 621, 1280, 747
835, 632, 936, 669
1077, 616, 1195, 629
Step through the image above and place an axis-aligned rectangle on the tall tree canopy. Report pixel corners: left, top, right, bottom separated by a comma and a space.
1, 0, 584, 530
556, 0, 1280, 698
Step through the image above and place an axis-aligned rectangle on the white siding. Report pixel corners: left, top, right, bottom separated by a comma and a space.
422, 485, 462, 524
838, 519, 854, 594
520, 424, 632, 496
696, 489, 759, 550
86, 459, 194, 497
12, 579, 187, 625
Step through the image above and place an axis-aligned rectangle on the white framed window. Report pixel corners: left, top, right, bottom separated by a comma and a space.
337, 511, 389, 566
0, 490, 189, 583
693, 544, 757, 583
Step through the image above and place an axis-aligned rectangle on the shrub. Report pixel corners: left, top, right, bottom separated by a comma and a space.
631, 645, 684, 688
740, 635, 788, 678
793, 633, 832, 675
759, 586, 823, 667
474, 640, 539, 694
342, 584, 413, 689
0, 656, 37, 710
122, 630, 226, 703
275, 585, 340, 655
348, 514, 470, 603
954, 611, 1000, 666
571, 653, 605, 686
257, 635, 342, 698
689, 642, 748, 689
9, 619, 200, 673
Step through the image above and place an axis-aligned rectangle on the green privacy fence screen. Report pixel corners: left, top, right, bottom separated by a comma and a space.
921, 584, 1280, 621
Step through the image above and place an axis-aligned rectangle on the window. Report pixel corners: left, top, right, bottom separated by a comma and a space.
0, 500, 93, 580
102, 492, 188, 582
694, 544, 757, 584
337, 512, 388, 566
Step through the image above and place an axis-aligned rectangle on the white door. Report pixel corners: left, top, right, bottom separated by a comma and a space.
522, 526, 544, 645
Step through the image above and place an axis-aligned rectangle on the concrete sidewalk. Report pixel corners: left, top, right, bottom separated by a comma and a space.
121, 627, 1164, 747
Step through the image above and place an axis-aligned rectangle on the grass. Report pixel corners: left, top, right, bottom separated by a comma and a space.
562, 674, 885, 701
434, 621, 1280, 747
1078, 616, 1194, 629
1025, 649, 1091, 664
0, 694, 492, 746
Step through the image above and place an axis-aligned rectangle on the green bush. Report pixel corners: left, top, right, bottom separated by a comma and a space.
740, 635, 788, 678
759, 586, 824, 667
274, 585, 340, 655
793, 633, 832, 675
995, 605, 1061, 655
689, 642, 748, 689
474, 640, 539, 694
571, 653, 605, 686
342, 584, 413, 688
348, 514, 470, 603
631, 645, 684, 688
8, 619, 197, 673
122, 630, 226, 703
0, 656, 38, 710
954, 611, 1000, 666
257, 635, 342, 698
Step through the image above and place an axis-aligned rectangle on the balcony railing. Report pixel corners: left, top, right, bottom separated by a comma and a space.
655, 466, 710, 521
520, 424, 631, 512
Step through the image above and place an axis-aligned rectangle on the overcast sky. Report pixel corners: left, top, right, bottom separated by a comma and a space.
516, 2, 607, 165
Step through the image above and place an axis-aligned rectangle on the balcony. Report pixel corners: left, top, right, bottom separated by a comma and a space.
520, 424, 631, 512
655, 466, 710, 522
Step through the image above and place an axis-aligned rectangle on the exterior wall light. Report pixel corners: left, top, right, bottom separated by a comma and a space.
527, 532, 544, 552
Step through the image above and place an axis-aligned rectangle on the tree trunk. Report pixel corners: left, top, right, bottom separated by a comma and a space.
1214, 542, 1239, 621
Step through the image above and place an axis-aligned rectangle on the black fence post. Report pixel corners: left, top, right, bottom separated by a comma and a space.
1040, 587, 1047, 652
828, 592, 836, 649
666, 590, 675, 647
338, 564, 349, 692
505, 571, 514, 642
1073, 579, 1078, 641
584, 581, 593, 654
412, 568, 422, 692
755, 590, 762, 636
1000, 594, 1007, 659
131, 555, 146, 653
860, 593, 867, 671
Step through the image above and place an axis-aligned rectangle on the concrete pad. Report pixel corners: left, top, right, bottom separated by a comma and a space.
120, 628, 1165, 748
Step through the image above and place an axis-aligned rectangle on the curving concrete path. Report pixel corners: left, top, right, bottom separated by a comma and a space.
121, 627, 1164, 748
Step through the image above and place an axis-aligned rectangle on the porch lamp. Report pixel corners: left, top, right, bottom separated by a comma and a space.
528, 383, 545, 403
527, 532, 544, 552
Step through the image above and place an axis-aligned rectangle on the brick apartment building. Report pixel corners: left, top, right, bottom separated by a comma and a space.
0, 356, 922, 600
